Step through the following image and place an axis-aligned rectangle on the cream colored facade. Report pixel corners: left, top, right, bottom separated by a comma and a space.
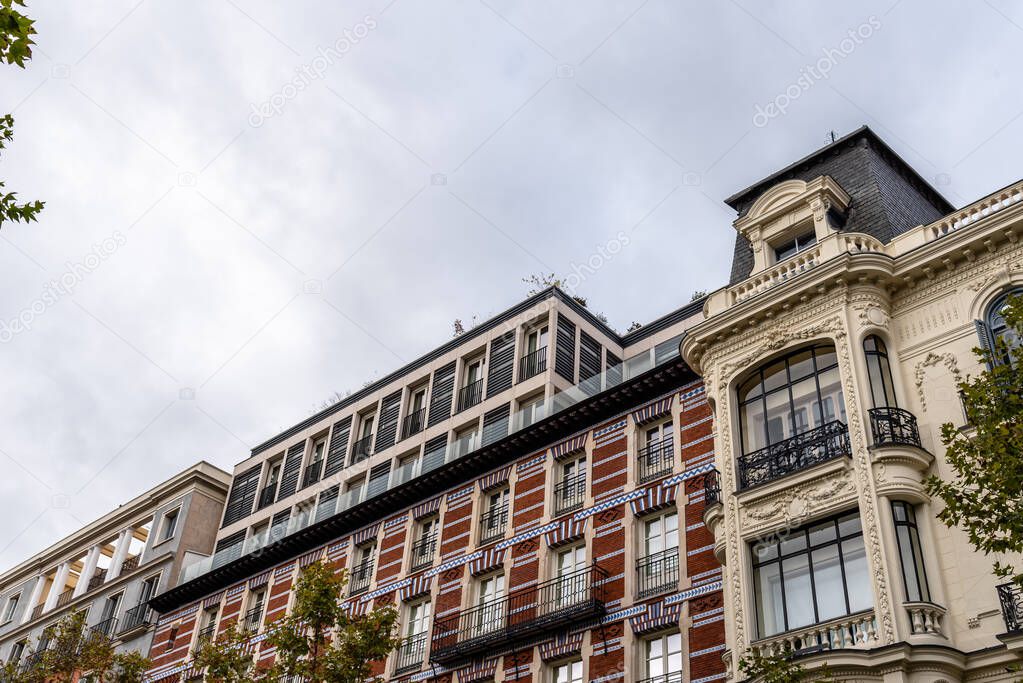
683, 136, 1023, 681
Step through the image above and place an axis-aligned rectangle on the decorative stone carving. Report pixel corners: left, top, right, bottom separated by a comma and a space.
740, 471, 856, 533
913, 352, 962, 411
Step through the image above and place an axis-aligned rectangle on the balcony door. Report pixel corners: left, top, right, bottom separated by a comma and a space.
639, 511, 679, 597
552, 660, 583, 683
406, 599, 431, 638
644, 631, 682, 681
474, 574, 505, 637
554, 545, 586, 608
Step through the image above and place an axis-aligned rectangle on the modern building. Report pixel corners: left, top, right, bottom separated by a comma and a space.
0, 462, 231, 675
146, 290, 725, 683
682, 127, 1023, 681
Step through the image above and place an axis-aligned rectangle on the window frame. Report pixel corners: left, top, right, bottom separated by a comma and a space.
891, 501, 931, 603
2, 595, 19, 623
772, 228, 817, 263
549, 658, 584, 683
642, 629, 683, 680
985, 287, 1022, 364
863, 335, 898, 409
159, 507, 180, 543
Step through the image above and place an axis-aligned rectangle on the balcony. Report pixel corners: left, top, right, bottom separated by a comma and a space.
868, 407, 922, 449
750, 609, 878, 657
30, 604, 43, 620
402, 408, 427, 440
518, 347, 547, 381
704, 469, 721, 507
394, 632, 428, 674
997, 582, 1023, 633
257, 483, 277, 510
241, 606, 263, 634
87, 570, 107, 591
639, 674, 684, 683
409, 533, 437, 571
737, 421, 851, 490
553, 474, 586, 515
351, 434, 373, 463
637, 440, 674, 484
430, 565, 608, 664
55, 588, 75, 609
636, 549, 680, 598
196, 623, 216, 646
458, 378, 484, 412
92, 617, 117, 638
120, 555, 140, 574
349, 558, 374, 596
478, 503, 508, 545
302, 462, 322, 489
118, 603, 153, 634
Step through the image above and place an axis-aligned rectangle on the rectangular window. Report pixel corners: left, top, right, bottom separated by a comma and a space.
2, 595, 18, 623
479, 488, 509, 544
395, 598, 431, 673
551, 659, 583, 683
160, 509, 179, 542
554, 545, 586, 609
555, 455, 586, 514
644, 631, 682, 681
773, 230, 817, 262
638, 511, 680, 598
892, 501, 930, 603
410, 517, 439, 571
474, 573, 506, 637
350, 543, 376, 596
639, 420, 675, 483
196, 605, 218, 645
8, 641, 26, 663
244, 589, 265, 633
752, 511, 872, 638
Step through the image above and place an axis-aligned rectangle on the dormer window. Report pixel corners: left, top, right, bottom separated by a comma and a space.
773, 229, 817, 262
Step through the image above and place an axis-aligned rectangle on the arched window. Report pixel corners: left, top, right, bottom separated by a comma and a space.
737, 344, 847, 456
863, 336, 898, 409
984, 288, 1022, 364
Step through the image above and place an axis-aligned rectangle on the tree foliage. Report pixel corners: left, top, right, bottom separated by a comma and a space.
1, 611, 151, 683
1, 1, 44, 230
191, 624, 257, 683
738, 649, 827, 683
926, 294, 1023, 585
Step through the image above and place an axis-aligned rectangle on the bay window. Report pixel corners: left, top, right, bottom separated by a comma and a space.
891, 501, 930, 603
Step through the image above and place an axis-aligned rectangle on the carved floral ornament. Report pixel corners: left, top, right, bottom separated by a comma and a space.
740, 472, 856, 532
913, 352, 962, 412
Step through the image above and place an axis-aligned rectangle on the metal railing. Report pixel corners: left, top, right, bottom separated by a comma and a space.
92, 617, 117, 638
196, 623, 216, 646
703, 469, 721, 507
241, 605, 263, 634
302, 462, 323, 488
30, 604, 43, 620
402, 408, 427, 440
478, 503, 509, 545
637, 440, 674, 483
518, 346, 547, 381
118, 603, 152, 633
120, 555, 140, 574
998, 582, 1023, 633
394, 632, 428, 674
430, 565, 607, 664
55, 588, 74, 609
87, 570, 107, 591
458, 378, 484, 412
638, 673, 685, 683
737, 421, 851, 489
409, 533, 437, 571
348, 558, 374, 596
636, 548, 680, 598
257, 483, 277, 510
351, 434, 374, 463
553, 473, 586, 515
868, 407, 922, 448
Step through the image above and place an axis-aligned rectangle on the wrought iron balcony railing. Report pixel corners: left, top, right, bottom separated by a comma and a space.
430, 565, 608, 664
703, 468, 721, 507
92, 617, 117, 638
118, 603, 152, 634
868, 407, 922, 449
55, 588, 74, 609
348, 558, 374, 596
737, 420, 851, 490
394, 632, 428, 674
553, 473, 586, 515
998, 582, 1023, 633
196, 623, 216, 646
518, 347, 547, 381
479, 503, 509, 545
241, 605, 263, 634
257, 483, 278, 510
636, 548, 680, 598
302, 461, 323, 489
30, 604, 43, 620
87, 570, 107, 591
410, 533, 437, 571
120, 555, 140, 574
351, 434, 374, 463
402, 408, 427, 440
638, 673, 684, 683
637, 440, 674, 483
458, 378, 485, 412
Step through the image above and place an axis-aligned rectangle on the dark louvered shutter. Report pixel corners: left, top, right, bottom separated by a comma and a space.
482, 404, 510, 446
422, 435, 448, 473
606, 351, 622, 387
212, 531, 246, 568
366, 463, 391, 498
486, 334, 516, 398
374, 391, 402, 452
428, 362, 456, 427
221, 466, 261, 527
323, 416, 352, 478
316, 485, 340, 523
974, 319, 995, 369
579, 331, 602, 394
555, 316, 576, 382
276, 443, 305, 501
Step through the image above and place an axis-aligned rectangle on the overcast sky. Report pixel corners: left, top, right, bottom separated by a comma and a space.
1, 0, 1021, 572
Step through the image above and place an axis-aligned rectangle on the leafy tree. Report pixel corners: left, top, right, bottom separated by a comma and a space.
926, 294, 1023, 586
690, 290, 707, 302
2, 611, 151, 683
190, 624, 257, 683
738, 649, 827, 683
1, 1, 43, 230
265, 560, 399, 682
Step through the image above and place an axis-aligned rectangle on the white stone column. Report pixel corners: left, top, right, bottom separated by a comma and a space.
20, 575, 46, 624
42, 562, 70, 611
73, 546, 102, 598
107, 528, 133, 580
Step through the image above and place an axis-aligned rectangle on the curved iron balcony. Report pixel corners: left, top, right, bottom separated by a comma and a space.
868, 407, 922, 449
703, 468, 722, 507
737, 421, 851, 490
430, 564, 607, 665
998, 582, 1023, 633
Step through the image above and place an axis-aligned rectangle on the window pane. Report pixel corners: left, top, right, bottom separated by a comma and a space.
908, 529, 930, 602
896, 526, 923, 602
742, 400, 766, 453
816, 368, 845, 423
787, 350, 814, 381
765, 389, 791, 444
811, 545, 845, 621
782, 554, 814, 629
754, 562, 785, 637
762, 359, 788, 393
739, 373, 762, 401
808, 521, 837, 546
842, 538, 873, 613
838, 514, 862, 537
779, 532, 806, 556
789, 377, 818, 435
814, 348, 837, 370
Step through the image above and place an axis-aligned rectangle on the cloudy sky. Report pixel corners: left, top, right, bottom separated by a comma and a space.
1, 0, 1021, 572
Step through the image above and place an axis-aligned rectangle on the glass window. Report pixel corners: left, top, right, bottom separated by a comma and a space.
405, 599, 431, 637
987, 288, 1022, 364
863, 336, 898, 408
552, 659, 583, 683
774, 230, 817, 262
644, 511, 679, 556
739, 344, 846, 455
644, 631, 682, 679
161, 508, 179, 541
751, 511, 873, 638
891, 501, 931, 603
2, 595, 19, 623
